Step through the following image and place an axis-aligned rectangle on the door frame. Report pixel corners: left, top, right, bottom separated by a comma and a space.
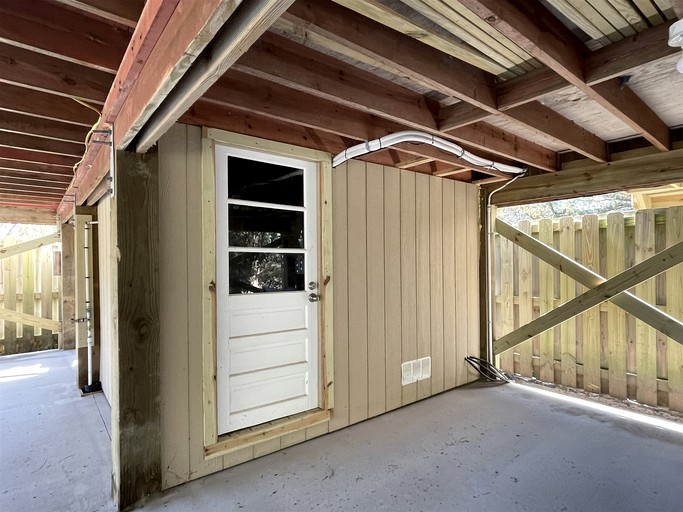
199, 128, 334, 458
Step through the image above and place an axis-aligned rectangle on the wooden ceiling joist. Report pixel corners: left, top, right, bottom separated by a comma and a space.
0, 167, 73, 183
457, 0, 671, 151
234, 34, 556, 170
0, 111, 88, 143
0, 42, 111, 103
0, 132, 83, 157
0, 147, 79, 168
0, 84, 100, 126
50, 0, 145, 28
0, 0, 131, 73
0, 205, 57, 224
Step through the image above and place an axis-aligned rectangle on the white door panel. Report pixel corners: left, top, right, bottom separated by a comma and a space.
215, 145, 319, 435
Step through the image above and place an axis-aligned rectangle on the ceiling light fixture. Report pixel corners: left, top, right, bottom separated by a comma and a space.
669, 19, 683, 74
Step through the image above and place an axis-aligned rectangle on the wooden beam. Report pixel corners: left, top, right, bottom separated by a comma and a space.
0, 132, 83, 157
113, 0, 235, 149
0, 161, 72, 180
279, 0, 497, 111
0, 307, 61, 331
585, 21, 678, 84
0, 233, 60, 259
496, 218, 683, 346
111, 149, 160, 509
0, 196, 60, 208
203, 73, 514, 177
490, 148, 683, 206
50, 0, 144, 28
0, 147, 78, 167
496, 68, 567, 110
458, 0, 671, 151
0, 186, 64, 199
0, 83, 100, 126
0, 111, 88, 143
0, 205, 56, 224
0, 177, 68, 191
494, 238, 683, 354
438, 103, 492, 131
132, 0, 296, 152
0, 0, 131, 73
0, 42, 111, 103
237, 34, 556, 171
503, 102, 608, 161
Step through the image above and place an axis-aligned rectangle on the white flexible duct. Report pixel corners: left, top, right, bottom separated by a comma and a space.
332, 130, 526, 174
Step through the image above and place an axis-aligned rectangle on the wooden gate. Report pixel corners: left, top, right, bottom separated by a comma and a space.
493, 207, 683, 412
0, 233, 62, 355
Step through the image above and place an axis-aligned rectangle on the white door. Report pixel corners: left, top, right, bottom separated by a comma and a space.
215, 145, 319, 434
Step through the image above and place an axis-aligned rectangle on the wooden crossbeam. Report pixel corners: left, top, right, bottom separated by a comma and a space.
496, 219, 683, 346
0, 111, 88, 144
489, 147, 683, 205
0, 233, 60, 259
494, 238, 683, 354
0, 307, 61, 332
0, 205, 56, 224
458, 0, 671, 151
50, 0, 144, 28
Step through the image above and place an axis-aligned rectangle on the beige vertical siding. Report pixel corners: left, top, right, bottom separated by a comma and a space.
153, 125, 481, 490
97, 194, 117, 403
329, 162, 480, 430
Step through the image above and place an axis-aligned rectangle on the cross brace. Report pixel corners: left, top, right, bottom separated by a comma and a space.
494, 219, 683, 354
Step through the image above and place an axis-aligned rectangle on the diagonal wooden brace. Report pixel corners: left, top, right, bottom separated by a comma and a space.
494, 220, 683, 354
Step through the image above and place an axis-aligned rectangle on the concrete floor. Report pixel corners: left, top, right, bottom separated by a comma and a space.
2, 350, 683, 512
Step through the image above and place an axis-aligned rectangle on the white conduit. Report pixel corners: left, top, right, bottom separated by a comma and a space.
331, 130, 527, 175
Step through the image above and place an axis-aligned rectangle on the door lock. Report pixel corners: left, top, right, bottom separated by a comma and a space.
308, 281, 318, 290
308, 293, 320, 302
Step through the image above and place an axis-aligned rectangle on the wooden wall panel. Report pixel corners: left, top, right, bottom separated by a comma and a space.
155, 128, 481, 491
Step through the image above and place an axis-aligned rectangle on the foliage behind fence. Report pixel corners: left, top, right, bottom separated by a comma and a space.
0, 236, 61, 355
494, 207, 683, 413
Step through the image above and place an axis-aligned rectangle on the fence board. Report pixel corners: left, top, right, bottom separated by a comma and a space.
517, 220, 533, 376
539, 219, 554, 382
582, 215, 601, 393
498, 236, 514, 372
559, 217, 577, 386
667, 207, 683, 412
606, 212, 627, 398
21, 251, 35, 345
493, 206, 683, 411
40, 249, 53, 349
4, 237, 17, 347
635, 210, 658, 406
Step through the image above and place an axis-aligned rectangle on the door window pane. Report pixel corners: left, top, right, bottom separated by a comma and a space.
229, 253, 305, 294
228, 205, 304, 248
228, 156, 304, 206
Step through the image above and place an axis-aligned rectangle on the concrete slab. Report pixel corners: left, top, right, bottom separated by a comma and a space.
0, 349, 114, 512
2, 350, 683, 512
144, 382, 683, 512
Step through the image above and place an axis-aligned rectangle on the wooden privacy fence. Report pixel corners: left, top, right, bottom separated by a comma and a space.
493, 207, 683, 413
0, 234, 62, 355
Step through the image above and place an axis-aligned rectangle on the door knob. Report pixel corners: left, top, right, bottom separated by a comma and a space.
308, 293, 320, 302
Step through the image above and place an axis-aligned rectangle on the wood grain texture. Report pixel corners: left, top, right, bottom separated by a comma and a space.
606, 212, 627, 399
517, 220, 533, 377
558, 217, 577, 387
498, 235, 514, 371
60, 221, 75, 349
581, 215, 601, 393
112, 148, 160, 508
635, 210, 657, 406
538, 219, 555, 383
667, 207, 683, 412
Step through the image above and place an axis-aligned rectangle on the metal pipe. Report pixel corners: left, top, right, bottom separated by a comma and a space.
485, 173, 525, 364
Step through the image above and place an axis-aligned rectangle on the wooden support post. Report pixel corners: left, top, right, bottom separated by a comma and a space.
61, 220, 76, 350
494, 238, 683, 355
74, 208, 97, 388
111, 148, 160, 510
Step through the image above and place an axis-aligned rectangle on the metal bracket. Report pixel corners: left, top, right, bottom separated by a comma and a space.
91, 127, 116, 197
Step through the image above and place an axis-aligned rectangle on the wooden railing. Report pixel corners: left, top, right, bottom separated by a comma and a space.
0, 234, 62, 355
494, 207, 683, 413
